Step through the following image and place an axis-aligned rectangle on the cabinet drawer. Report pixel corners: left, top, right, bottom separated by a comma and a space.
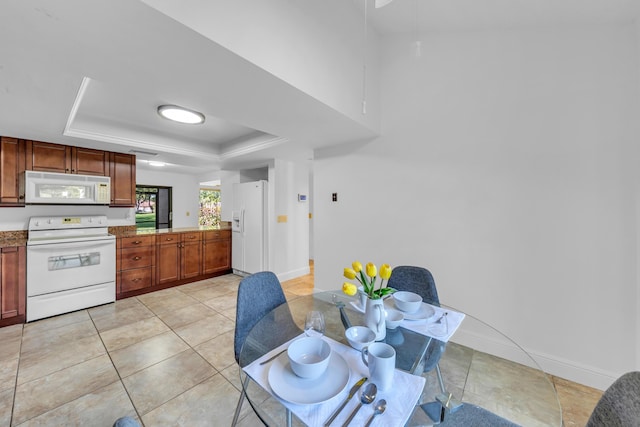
120, 267, 153, 292
121, 246, 154, 269
156, 233, 180, 245
181, 232, 201, 242
120, 235, 155, 249
203, 230, 230, 241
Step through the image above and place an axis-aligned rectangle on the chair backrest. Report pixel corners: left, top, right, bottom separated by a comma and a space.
387, 265, 440, 306
234, 271, 287, 363
586, 371, 640, 427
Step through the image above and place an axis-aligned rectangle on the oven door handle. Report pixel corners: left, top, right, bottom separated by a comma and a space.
27, 240, 115, 253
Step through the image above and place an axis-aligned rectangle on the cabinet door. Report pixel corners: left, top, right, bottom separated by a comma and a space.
72, 147, 108, 175
202, 236, 231, 274
156, 241, 180, 285
26, 140, 71, 173
1, 246, 26, 319
181, 240, 201, 279
0, 137, 26, 205
109, 152, 136, 206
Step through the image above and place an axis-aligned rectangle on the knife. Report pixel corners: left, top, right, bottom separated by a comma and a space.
323, 377, 368, 426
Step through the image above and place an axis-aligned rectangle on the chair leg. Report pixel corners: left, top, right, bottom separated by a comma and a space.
231, 376, 250, 427
286, 408, 292, 427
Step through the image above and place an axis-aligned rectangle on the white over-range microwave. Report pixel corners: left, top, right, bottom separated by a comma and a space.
23, 171, 111, 205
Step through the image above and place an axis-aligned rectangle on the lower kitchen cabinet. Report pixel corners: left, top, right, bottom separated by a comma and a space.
0, 246, 26, 324
118, 235, 155, 293
116, 229, 231, 300
156, 233, 181, 285
181, 232, 201, 279
202, 230, 231, 274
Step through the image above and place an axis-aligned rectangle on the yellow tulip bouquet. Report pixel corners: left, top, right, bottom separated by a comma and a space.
342, 261, 394, 300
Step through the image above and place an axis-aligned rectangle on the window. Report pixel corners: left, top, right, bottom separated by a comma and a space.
136, 186, 172, 230
199, 188, 221, 227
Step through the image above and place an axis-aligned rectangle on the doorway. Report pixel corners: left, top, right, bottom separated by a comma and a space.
135, 185, 172, 230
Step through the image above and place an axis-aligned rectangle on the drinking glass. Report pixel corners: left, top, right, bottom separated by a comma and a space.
304, 311, 326, 337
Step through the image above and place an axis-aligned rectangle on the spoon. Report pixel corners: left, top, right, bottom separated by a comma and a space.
342, 383, 377, 426
364, 399, 387, 427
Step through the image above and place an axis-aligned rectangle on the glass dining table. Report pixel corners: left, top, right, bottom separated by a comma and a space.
238, 291, 562, 427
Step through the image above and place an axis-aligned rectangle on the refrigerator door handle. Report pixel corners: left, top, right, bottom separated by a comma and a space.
239, 209, 245, 233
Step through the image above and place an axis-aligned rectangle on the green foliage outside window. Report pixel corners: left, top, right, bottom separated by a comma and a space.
199, 189, 221, 227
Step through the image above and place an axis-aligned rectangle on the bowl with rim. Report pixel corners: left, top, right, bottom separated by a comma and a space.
345, 326, 376, 351
393, 291, 423, 313
385, 308, 404, 329
287, 337, 331, 379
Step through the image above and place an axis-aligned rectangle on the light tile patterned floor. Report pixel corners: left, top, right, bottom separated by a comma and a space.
0, 264, 602, 426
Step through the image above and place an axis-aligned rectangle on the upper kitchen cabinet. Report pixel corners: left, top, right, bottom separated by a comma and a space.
109, 152, 136, 207
26, 140, 108, 175
0, 137, 26, 206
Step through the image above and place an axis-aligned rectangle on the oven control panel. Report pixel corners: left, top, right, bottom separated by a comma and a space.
29, 215, 108, 231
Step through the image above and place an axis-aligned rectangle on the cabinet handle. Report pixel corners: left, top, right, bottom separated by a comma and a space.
132, 278, 140, 282
133, 241, 142, 245
133, 256, 141, 261
165, 238, 173, 241
189, 235, 196, 239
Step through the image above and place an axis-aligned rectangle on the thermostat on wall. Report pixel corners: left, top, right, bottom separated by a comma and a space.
298, 194, 307, 202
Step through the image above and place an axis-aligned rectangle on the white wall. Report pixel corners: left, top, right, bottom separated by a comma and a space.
315, 25, 639, 390
268, 159, 310, 281
137, 168, 200, 228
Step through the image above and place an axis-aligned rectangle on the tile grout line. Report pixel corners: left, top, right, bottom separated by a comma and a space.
9, 323, 25, 427
88, 299, 146, 427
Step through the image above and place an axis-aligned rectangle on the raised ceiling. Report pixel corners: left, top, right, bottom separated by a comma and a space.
1, 0, 637, 175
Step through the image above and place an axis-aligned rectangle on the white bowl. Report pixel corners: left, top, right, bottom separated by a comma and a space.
287, 337, 331, 379
394, 291, 423, 313
345, 326, 376, 351
385, 308, 404, 329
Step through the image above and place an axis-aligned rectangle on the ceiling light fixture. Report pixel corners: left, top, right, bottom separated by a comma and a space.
148, 161, 166, 167
157, 104, 205, 124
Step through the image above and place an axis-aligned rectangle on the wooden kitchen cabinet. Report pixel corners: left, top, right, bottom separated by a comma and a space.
0, 137, 26, 206
118, 235, 155, 294
156, 233, 181, 285
115, 229, 230, 300
156, 231, 201, 285
0, 246, 26, 323
181, 232, 201, 279
26, 140, 108, 175
202, 230, 231, 275
109, 152, 136, 207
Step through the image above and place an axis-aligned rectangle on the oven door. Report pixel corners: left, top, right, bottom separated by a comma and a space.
27, 238, 116, 296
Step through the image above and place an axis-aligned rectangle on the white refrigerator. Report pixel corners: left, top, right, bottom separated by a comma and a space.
231, 180, 267, 275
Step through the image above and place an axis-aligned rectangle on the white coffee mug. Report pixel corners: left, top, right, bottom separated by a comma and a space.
361, 342, 396, 391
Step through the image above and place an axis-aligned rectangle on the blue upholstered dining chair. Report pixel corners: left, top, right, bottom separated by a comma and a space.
586, 371, 640, 427
386, 266, 445, 376
231, 271, 301, 427
386, 265, 453, 422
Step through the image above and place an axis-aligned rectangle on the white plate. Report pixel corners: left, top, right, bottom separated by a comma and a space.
386, 300, 436, 321
268, 351, 350, 405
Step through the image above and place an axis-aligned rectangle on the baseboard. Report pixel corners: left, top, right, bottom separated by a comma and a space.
452, 328, 617, 391
276, 266, 311, 282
